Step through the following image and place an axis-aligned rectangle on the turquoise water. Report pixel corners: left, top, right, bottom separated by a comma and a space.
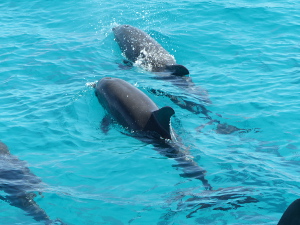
0, 0, 299, 224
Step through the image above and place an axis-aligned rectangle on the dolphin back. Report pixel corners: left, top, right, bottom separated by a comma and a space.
95, 77, 175, 139
278, 199, 300, 225
113, 25, 189, 76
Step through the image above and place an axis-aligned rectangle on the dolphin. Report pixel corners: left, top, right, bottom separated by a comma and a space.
111, 25, 209, 103
278, 199, 300, 225
112, 24, 189, 76
95, 77, 175, 140
95, 77, 212, 189
0, 141, 64, 225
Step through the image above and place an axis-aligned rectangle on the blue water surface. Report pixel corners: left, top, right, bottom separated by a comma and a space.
0, 0, 300, 224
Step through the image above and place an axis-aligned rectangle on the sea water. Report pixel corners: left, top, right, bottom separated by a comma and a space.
0, 0, 299, 224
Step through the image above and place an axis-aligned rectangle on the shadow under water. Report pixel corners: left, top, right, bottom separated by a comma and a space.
148, 85, 260, 135
121, 131, 259, 214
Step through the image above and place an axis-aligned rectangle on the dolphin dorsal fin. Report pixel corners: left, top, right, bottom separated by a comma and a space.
148, 106, 175, 139
278, 199, 300, 225
165, 64, 189, 76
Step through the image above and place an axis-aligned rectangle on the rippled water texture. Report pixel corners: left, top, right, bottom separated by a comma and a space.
0, 0, 299, 224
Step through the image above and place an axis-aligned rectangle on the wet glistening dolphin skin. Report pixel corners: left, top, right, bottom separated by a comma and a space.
95, 77, 175, 139
112, 24, 189, 76
0, 141, 64, 225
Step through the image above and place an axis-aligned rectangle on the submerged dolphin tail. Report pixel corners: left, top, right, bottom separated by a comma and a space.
278, 199, 300, 225
145, 106, 175, 139
165, 64, 189, 76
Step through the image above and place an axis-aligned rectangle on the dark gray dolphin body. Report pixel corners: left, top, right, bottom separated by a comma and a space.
278, 199, 300, 225
95, 77, 211, 188
112, 25, 189, 76
0, 141, 64, 224
94, 77, 243, 186
95, 77, 175, 139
